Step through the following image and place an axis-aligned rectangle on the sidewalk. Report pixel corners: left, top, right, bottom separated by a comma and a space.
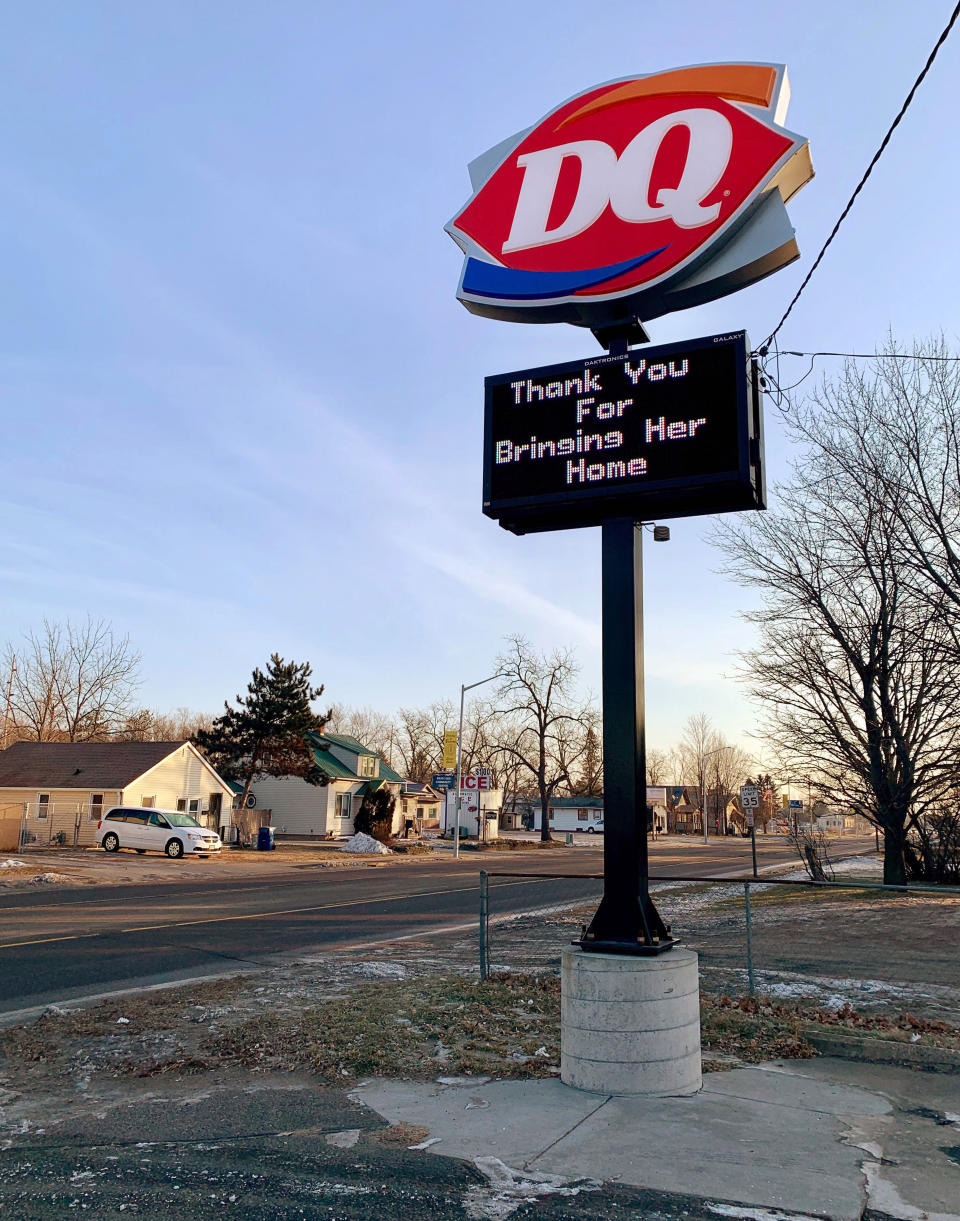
356, 1056, 960, 1220
1, 1055, 956, 1218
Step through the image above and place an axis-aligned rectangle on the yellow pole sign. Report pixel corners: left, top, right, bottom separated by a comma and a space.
442, 730, 459, 770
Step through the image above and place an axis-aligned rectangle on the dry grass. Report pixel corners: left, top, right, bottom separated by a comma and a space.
4, 967, 958, 1090
207, 972, 561, 1081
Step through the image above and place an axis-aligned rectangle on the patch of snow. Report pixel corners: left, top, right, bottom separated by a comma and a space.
437, 1075, 491, 1087
707, 1206, 822, 1221
833, 854, 883, 875
0, 859, 27, 870
343, 833, 391, 855
408, 1136, 442, 1150
753, 969, 915, 1010
284, 1179, 374, 1197
465, 1158, 600, 1221
32, 873, 70, 884
324, 1129, 360, 1149
351, 961, 407, 980
115, 1018, 130, 1026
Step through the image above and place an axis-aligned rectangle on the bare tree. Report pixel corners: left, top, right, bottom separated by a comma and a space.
2, 617, 141, 741
715, 370, 960, 884
645, 747, 671, 786
116, 707, 214, 741
706, 741, 753, 834
678, 713, 716, 831
800, 337, 960, 650
326, 704, 396, 764
394, 701, 455, 783
488, 636, 594, 842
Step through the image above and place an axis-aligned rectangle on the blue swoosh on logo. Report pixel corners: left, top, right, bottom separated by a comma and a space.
462, 248, 668, 301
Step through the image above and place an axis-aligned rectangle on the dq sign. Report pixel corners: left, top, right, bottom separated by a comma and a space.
446, 63, 812, 326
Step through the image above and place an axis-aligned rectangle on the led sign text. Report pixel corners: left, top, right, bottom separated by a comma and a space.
483, 333, 763, 534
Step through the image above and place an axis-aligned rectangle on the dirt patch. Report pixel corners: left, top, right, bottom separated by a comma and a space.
370, 1122, 430, 1147
0, 844, 436, 889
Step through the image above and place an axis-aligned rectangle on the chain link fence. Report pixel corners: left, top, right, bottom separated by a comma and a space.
479, 867, 960, 1024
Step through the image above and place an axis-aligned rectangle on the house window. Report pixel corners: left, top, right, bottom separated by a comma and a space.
141, 796, 156, 808
37, 793, 50, 819
176, 799, 187, 812
89, 793, 104, 821
578, 810, 588, 821
336, 793, 353, 821
358, 756, 377, 778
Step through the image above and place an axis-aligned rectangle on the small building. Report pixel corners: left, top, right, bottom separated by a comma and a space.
250, 730, 403, 839
401, 782, 444, 831
443, 785, 503, 840
530, 789, 668, 833
0, 740, 236, 849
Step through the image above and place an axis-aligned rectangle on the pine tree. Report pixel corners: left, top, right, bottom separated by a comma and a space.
575, 725, 603, 796
354, 786, 397, 844
194, 654, 331, 814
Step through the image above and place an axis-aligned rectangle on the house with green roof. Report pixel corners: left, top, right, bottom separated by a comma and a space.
249, 729, 404, 839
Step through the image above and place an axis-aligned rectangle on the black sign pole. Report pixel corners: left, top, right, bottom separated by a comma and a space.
580, 514, 674, 955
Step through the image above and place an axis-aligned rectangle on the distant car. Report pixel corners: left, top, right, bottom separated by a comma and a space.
584, 820, 604, 834
95, 807, 222, 858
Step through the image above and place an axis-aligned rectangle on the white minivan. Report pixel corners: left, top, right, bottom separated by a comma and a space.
95, 806, 222, 858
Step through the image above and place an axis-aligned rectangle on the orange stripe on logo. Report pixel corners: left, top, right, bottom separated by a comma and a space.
556, 64, 778, 130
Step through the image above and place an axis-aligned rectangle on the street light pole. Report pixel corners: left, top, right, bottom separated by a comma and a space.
453, 672, 504, 860
701, 746, 724, 845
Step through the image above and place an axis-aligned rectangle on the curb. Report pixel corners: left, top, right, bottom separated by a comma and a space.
805, 1029, 960, 1073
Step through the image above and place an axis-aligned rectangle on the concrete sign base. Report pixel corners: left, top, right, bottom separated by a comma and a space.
561, 946, 701, 1096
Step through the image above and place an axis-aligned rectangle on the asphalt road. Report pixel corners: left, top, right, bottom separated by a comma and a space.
0, 836, 868, 1015
0, 1073, 761, 1221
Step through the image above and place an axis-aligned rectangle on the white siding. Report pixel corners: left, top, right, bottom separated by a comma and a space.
250, 776, 334, 836
126, 745, 234, 828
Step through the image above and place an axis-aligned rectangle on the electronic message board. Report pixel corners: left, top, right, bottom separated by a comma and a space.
483, 332, 763, 534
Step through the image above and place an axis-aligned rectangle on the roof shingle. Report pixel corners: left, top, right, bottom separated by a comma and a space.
0, 741, 189, 789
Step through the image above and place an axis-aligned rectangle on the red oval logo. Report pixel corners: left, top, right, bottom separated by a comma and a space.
446, 64, 812, 325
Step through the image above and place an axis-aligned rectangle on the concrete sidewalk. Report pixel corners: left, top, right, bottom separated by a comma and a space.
355, 1057, 960, 1220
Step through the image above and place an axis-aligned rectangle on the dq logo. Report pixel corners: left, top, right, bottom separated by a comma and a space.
446, 64, 812, 326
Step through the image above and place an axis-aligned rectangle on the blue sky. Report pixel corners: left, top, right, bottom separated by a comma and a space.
1, 1, 958, 755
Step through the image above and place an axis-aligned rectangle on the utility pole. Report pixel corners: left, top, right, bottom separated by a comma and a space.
1, 654, 15, 751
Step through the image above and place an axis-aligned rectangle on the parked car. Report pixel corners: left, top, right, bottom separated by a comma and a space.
584, 820, 604, 834
95, 807, 222, 858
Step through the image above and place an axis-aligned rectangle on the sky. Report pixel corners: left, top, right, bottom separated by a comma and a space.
1, 1, 959, 759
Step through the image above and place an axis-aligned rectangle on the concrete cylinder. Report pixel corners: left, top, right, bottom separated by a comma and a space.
561, 946, 701, 1097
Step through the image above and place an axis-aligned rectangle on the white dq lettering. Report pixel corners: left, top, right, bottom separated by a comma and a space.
503, 108, 733, 254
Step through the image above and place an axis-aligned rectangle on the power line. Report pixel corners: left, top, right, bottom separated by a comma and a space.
776, 350, 960, 362
760, 1, 960, 353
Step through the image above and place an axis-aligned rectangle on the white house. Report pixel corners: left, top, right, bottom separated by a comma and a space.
0, 740, 236, 849
250, 730, 404, 839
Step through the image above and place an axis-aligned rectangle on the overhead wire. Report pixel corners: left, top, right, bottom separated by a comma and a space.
759, 0, 960, 354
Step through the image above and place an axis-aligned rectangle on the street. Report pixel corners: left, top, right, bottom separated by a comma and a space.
0, 836, 869, 1015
